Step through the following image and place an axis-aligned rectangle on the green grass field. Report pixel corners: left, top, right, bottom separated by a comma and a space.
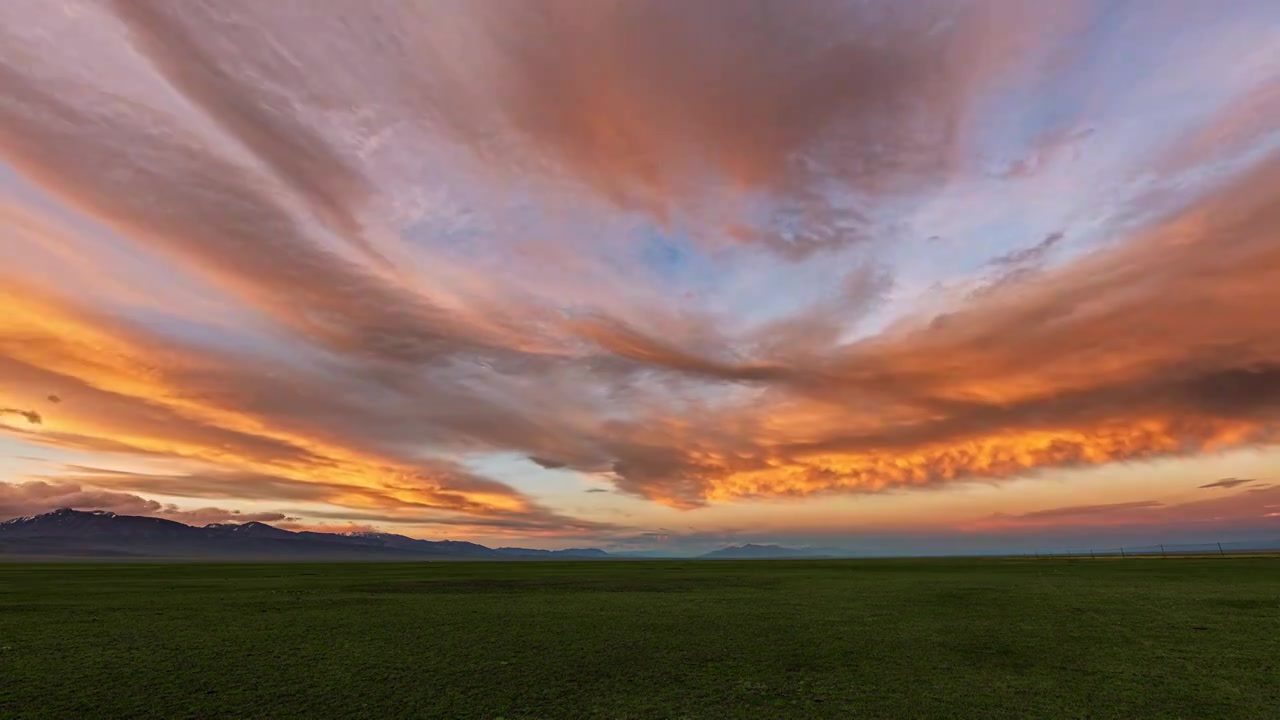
2, 558, 1278, 719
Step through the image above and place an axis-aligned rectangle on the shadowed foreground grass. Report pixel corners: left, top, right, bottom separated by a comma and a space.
2, 558, 1278, 719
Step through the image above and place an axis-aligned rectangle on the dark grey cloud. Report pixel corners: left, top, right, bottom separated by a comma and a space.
528, 457, 567, 470
1199, 478, 1257, 490
0, 407, 40, 424
1016, 501, 1163, 520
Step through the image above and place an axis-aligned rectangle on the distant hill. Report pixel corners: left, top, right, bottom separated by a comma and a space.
494, 547, 609, 558
341, 531, 495, 557
0, 509, 612, 561
699, 543, 825, 559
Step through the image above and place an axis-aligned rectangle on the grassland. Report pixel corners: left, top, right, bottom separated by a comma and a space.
2, 558, 1278, 719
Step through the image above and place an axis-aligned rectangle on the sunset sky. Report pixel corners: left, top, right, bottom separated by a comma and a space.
2, 0, 1278, 555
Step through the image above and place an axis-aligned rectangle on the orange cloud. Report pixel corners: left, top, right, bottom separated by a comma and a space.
582, 157, 1280, 506
0, 282, 586, 525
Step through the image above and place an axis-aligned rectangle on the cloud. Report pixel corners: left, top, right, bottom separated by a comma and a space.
40, 463, 605, 533
166, 507, 295, 526
969, 486, 1280, 532
968, 232, 1066, 297
528, 457, 567, 470
0, 408, 41, 424
107, 0, 390, 270
278, 507, 617, 535
0, 0, 1278, 538
584, 152, 1280, 506
0, 480, 291, 525
433, 1, 1073, 238
1009, 501, 1164, 521
989, 232, 1066, 270
0, 285, 588, 524
1199, 478, 1257, 490
275, 521, 381, 535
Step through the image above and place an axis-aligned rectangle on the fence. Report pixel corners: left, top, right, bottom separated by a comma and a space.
1026, 540, 1279, 559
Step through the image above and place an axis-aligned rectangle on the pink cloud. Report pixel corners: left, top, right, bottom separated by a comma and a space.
0, 480, 291, 525
966, 486, 1280, 532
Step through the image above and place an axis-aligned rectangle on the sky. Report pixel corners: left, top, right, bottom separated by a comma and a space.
1, 0, 1279, 556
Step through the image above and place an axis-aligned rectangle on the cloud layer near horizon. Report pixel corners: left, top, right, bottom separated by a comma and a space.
0, 479, 293, 526
1, 1, 1279, 540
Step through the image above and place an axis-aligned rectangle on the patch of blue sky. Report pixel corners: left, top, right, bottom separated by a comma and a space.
636, 225, 698, 284
397, 185, 490, 257
626, 221, 763, 315
693, 203, 883, 332
460, 451, 595, 505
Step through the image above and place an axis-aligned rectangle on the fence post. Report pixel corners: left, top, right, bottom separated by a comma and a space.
1218, 542, 1225, 557
1160, 544, 1166, 558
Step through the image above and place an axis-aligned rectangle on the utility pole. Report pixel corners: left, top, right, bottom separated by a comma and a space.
1160, 544, 1166, 558
1120, 547, 1126, 558
1218, 542, 1225, 557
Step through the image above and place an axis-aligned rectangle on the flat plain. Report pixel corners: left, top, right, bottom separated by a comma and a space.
2, 557, 1278, 719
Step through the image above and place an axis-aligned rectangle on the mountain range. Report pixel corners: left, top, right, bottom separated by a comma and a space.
0, 508, 612, 560
4, 511, 1271, 560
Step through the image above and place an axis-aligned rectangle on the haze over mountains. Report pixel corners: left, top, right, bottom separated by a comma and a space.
5, 509, 1276, 561
698, 544, 831, 559
0, 509, 819, 560
0, 509, 851, 560
0, 509, 612, 560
